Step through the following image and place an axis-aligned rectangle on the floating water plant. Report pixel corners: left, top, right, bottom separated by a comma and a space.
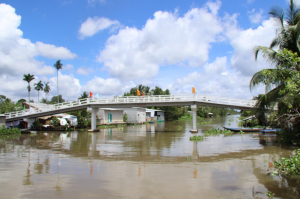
0, 125, 21, 135
204, 128, 233, 136
274, 149, 300, 176
189, 135, 204, 141
266, 191, 275, 198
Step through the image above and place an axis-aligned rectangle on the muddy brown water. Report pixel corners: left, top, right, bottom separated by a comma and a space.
0, 115, 299, 199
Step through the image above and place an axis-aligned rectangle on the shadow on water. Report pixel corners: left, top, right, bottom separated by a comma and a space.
0, 115, 299, 198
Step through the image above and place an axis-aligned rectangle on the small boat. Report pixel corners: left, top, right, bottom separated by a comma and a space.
20, 129, 32, 134
223, 127, 264, 132
260, 129, 281, 134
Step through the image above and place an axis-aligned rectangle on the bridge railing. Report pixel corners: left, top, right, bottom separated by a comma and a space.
4, 94, 257, 119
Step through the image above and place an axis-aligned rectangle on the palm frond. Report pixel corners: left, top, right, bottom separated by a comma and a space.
253, 46, 278, 64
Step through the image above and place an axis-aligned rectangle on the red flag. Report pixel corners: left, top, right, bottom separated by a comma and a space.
90, 92, 93, 98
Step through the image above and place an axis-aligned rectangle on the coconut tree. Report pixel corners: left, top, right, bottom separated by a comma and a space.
23, 74, 35, 106
251, 0, 300, 107
44, 82, 51, 102
54, 60, 63, 103
34, 80, 44, 103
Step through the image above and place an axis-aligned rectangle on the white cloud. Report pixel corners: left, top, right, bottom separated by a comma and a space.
35, 42, 77, 59
78, 17, 120, 39
248, 9, 264, 24
82, 77, 124, 95
224, 15, 276, 77
0, 3, 75, 77
171, 56, 251, 98
64, 64, 74, 71
87, 0, 106, 5
49, 72, 82, 100
97, 2, 223, 81
76, 66, 95, 75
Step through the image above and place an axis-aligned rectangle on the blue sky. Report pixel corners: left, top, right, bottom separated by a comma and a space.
0, 0, 289, 102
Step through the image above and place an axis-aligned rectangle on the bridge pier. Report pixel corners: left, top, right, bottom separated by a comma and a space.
190, 105, 198, 133
89, 108, 99, 132
24, 118, 36, 129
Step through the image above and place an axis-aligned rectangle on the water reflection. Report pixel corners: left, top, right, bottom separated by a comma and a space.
0, 116, 299, 199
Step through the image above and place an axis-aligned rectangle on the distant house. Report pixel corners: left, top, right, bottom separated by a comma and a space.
146, 109, 165, 121
120, 108, 146, 123
96, 108, 124, 124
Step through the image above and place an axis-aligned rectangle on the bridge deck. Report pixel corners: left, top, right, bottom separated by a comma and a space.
5, 94, 257, 121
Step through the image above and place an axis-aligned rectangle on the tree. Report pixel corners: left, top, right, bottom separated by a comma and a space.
0, 95, 23, 114
34, 80, 44, 103
54, 60, 63, 103
44, 82, 51, 102
251, 0, 300, 114
50, 95, 65, 104
23, 74, 35, 106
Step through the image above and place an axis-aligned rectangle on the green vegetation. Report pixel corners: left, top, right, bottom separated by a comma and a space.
123, 113, 127, 122
68, 92, 91, 128
266, 191, 275, 198
274, 149, 300, 176
204, 128, 233, 136
189, 135, 204, 141
250, 0, 300, 143
0, 125, 21, 135
51, 117, 60, 128
34, 80, 44, 103
98, 125, 117, 128
0, 95, 24, 114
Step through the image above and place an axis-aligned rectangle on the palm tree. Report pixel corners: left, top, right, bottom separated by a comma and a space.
34, 81, 44, 103
54, 60, 63, 103
23, 74, 35, 106
251, 0, 300, 107
44, 82, 51, 102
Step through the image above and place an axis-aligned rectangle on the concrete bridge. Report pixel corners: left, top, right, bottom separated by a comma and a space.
4, 94, 257, 132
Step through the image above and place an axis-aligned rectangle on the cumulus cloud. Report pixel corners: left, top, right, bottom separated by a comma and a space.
97, 2, 223, 81
78, 17, 120, 39
248, 9, 264, 24
35, 42, 77, 59
49, 72, 82, 100
224, 15, 276, 77
82, 77, 125, 95
76, 66, 95, 75
172, 56, 251, 98
0, 3, 76, 77
0, 3, 76, 101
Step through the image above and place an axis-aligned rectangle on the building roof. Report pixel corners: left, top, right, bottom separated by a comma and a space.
146, 109, 165, 112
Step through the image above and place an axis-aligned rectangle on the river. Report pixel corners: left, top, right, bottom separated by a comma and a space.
0, 115, 299, 199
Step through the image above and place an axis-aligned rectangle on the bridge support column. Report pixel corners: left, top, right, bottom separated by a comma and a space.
24, 118, 36, 129
190, 105, 198, 133
89, 108, 99, 132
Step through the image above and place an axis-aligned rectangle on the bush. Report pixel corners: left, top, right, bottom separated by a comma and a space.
123, 113, 128, 122
0, 125, 21, 135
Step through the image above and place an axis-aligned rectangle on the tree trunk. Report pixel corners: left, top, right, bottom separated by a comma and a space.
57, 70, 59, 104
